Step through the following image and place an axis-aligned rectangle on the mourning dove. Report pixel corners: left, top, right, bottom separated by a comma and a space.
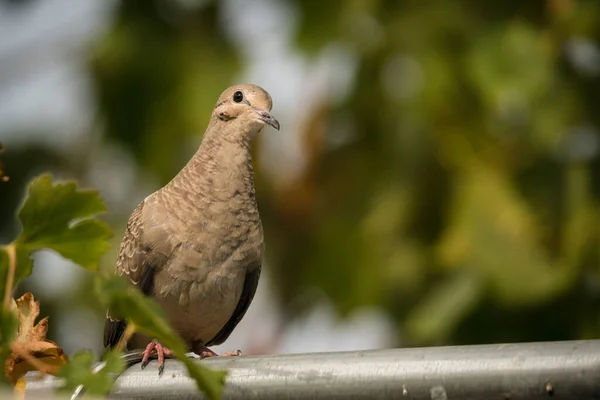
103, 84, 279, 373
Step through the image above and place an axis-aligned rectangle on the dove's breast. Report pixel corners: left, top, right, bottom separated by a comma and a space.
156, 256, 248, 345
130, 137, 264, 348
150, 192, 263, 346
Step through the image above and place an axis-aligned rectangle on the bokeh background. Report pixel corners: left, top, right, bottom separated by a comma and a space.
1, 0, 600, 358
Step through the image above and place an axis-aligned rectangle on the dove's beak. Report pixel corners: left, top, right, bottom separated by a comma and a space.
257, 110, 280, 131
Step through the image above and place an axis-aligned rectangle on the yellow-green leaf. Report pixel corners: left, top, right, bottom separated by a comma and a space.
96, 275, 227, 399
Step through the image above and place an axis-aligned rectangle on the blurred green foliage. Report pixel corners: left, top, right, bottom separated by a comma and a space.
90, 1, 240, 183
282, 0, 600, 345
2, 0, 600, 351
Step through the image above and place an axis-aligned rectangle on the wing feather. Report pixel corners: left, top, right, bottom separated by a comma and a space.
205, 265, 261, 346
104, 201, 157, 348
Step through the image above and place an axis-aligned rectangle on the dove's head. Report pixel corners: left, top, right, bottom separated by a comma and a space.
212, 84, 280, 142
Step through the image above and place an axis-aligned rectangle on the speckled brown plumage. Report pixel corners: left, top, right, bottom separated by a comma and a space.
104, 84, 279, 362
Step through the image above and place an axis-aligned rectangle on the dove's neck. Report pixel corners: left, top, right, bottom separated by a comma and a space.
169, 132, 257, 203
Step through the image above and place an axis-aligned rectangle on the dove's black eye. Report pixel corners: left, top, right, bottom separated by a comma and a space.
233, 91, 244, 103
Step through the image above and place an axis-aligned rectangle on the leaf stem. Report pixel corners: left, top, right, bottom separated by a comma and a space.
3, 244, 16, 311
116, 323, 136, 351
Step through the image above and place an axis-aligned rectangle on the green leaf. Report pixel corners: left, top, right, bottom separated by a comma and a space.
12, 247, 33, 293
96, 275, 227, 399
15, 174, 112, 272
58, 350, 125, 395
0, 173, 113, 387
181, 357, 228, 400
102, 349, 126, 377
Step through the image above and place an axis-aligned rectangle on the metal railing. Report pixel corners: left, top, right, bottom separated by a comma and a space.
24, 340, 600, 399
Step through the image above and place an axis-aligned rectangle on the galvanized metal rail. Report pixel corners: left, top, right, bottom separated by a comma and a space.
24, 340, 600, 399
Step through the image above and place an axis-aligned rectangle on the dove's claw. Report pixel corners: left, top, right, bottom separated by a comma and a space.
193, 342, 242, 359
141, 340, 174, 375
220, 349, 242, 357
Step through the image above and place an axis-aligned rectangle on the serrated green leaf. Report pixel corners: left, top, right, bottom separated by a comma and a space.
58, 350, 124, 395
96, 275, 227, 399
15, 174, 112, 272
12, 246, 32, 291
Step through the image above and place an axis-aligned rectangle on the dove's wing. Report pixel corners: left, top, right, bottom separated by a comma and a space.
205, 264, 261, 346
103, 200, 161, 348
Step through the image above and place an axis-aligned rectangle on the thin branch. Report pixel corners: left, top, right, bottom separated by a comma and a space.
3, 243, 16, 310
116, 324, 136, 352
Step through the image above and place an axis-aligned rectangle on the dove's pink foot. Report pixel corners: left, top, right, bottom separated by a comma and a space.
192, 343, 242, 359
141, 340, 174, 375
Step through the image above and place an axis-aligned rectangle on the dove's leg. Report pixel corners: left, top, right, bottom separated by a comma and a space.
192, 342, 242, 359
141, 340, 174, 375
